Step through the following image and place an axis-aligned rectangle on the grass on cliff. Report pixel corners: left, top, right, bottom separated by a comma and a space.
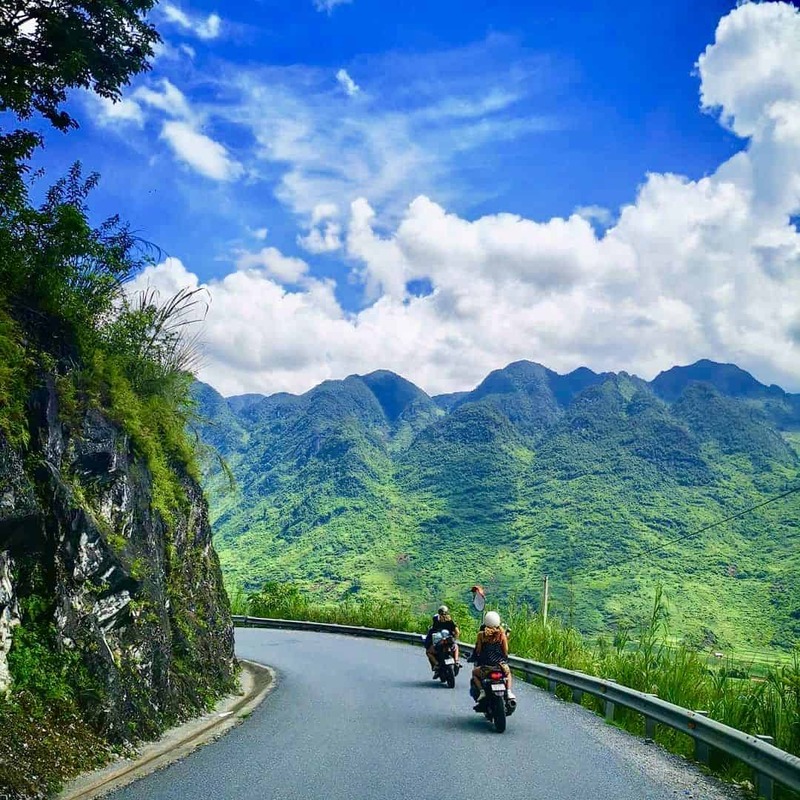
0, 165, 207, 521
240, 582, 800, 796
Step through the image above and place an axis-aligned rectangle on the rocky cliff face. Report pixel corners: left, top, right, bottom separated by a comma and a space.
0, 374, 236, 750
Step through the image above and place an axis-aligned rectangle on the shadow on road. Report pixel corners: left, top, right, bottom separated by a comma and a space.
427, 714, 499, 735
391, 678, 447, 688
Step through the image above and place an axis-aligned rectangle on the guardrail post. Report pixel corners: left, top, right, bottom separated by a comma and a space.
692, 712, 710, 764
572, 688, 583, 705
644, 693, 658, 739
548, 679, 558, 694
604, 680, 617, 722
754, 736, 775, 799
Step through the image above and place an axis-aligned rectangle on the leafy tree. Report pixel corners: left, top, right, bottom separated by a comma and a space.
0, 0, 160, 193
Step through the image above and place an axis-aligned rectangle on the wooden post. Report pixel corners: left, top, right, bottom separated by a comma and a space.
542, 575, 549, 626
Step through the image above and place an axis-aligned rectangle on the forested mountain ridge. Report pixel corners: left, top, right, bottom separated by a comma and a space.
196, 360, 800, 651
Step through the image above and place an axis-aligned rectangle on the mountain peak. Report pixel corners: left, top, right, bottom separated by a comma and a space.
357, 370, 432, 423
651, 360, 768, 402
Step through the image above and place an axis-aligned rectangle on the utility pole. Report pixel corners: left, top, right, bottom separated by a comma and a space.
542, 575, 550, 626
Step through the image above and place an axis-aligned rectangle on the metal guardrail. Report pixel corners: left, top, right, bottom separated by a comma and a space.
233, 615, 800, 799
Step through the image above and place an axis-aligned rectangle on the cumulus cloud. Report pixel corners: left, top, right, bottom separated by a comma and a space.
574, 205, 614, 227
297, 203, 343, 253
136, 2, 800, 396
336, 69, 360, 96
161, 121, 244, 181
161, 3, 222, 40
298, 222, 343, 254
235, 247, 309, 283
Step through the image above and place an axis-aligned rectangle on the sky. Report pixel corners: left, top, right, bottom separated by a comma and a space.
26, 0, 800, 396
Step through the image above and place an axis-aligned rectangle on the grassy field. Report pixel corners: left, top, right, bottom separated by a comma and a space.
235, 583, 800, 798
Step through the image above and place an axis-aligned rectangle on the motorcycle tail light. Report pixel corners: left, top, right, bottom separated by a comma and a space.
490, 671, 503, 680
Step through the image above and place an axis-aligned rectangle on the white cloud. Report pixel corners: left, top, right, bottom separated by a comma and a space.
235, 247, 309, 283
574, 205, 613, 227
161, 120, 243, 181
128, 258, 201, 298
90, 95, 145, 127
122, 79, 242, 182
161, 3, 222, 40
298, 222, 343, 254
313, 0, 352, 13
216, 39, 556, 223
336, 69, 360, 96
297, 203, 343, 252
134, 79, 194, 120
310, 203, 339, 224
132, 2, 800, 396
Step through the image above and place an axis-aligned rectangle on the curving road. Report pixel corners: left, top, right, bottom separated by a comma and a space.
109, 629, 742, 800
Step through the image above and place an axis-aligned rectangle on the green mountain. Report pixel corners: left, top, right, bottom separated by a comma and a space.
196, 361, 800, 651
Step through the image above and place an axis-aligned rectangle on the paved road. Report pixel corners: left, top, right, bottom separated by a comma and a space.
109, 629, 740, 800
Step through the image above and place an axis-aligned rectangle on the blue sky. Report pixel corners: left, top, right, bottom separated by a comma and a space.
23, 0, 800, 395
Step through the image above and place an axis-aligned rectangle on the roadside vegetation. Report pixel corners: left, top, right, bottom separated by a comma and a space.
0, 2, 231, 797
237, 582, 800, 796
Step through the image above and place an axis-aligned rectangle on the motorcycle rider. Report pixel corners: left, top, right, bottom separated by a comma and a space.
471, 610, 515, 703
424, 605, 460, 674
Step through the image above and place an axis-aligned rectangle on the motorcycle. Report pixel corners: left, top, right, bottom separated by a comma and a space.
430, 630, 460, 688
469, 668, 517, 732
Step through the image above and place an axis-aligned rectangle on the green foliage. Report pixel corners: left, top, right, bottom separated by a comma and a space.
0, 164, 145, 347
0, 161, 206, 520
247, 581, 432, 633
0, 0, 159, 201
86, 350, 198, 520
199, 364, 800, 655
0, 0, 159, 131
8, 592, 105, 717
0, 305, 30, 447
0, 694, 111, 798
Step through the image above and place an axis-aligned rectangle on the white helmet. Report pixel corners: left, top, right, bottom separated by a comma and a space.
484, 611, 501, 628
437, 605, 449, 615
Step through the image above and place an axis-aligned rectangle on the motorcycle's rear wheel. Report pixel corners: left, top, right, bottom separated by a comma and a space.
442, 665, 455, 688
492, 694, 507, 732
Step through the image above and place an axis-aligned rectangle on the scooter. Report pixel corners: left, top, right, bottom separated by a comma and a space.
469, 669, 517, 732
431, 630, 460, 688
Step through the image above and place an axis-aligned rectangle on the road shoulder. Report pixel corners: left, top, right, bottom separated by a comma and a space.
57, 659, 276, 800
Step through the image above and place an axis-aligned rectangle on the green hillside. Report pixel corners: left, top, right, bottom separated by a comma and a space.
195, 361, 800, 652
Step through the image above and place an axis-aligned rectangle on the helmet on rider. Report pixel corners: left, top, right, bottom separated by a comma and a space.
484, 611, 501, 628
437, 605, 449, 615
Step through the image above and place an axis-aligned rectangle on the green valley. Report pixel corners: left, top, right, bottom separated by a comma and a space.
195, 360, 800, 653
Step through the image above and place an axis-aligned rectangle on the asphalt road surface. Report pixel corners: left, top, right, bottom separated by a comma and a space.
109, 628, 742, 800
